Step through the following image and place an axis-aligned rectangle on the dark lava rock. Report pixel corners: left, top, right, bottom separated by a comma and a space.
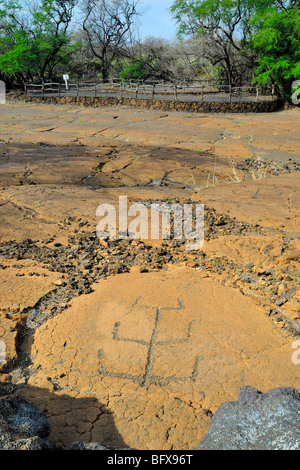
0, 395, 118, 450
0, 395, 50, 440
66, 441, 111, 450
0, 435, 52, 450
197, 386, 300, 450
0, 395, 51, 450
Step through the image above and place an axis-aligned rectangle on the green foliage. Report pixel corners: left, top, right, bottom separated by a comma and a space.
170, 0, 300, 100
169, 1, 256, 85
0, 30, 32, 75
170, 0, 255, 38
251, 5, 300, 100
0, 0, 79, 82
1, 0, 299, 96
119, 61, 147, 80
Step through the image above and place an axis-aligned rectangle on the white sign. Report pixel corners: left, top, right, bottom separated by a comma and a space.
63, 74, 69, 90
0, 81, 5, 105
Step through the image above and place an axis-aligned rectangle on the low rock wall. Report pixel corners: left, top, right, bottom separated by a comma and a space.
24, 94, 281, 113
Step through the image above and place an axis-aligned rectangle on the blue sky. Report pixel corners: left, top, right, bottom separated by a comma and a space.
20, 0, 178, 41
137, 0, 177, 40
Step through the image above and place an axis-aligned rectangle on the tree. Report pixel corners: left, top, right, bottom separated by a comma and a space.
0, 0, 79, 82
170, 0, 300, 98
169, 0, 256, 86
117, 37, 210, 83
0, 1, 30, 83
119, 60, 146, 80
124, 37, 178, 82
81, 0, 140, 81
251, 1, 300, 100
31, 0, 80, 80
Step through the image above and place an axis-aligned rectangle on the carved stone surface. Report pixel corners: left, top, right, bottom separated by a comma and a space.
23, 268, 300, 449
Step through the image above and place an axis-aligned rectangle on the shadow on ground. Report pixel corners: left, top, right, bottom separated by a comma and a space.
0, 381, 128, 449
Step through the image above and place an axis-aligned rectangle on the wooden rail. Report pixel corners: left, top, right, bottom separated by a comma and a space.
24, 80, 276, 102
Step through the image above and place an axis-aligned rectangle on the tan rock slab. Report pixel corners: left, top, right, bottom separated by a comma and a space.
204, 234, 287, 266
192, 173, 300, 235
0, 259, 62, 372
2, 103, 300, 163
0, 196, 67, 244
24, 268, 300, 449
0, 142, 102, 187
0, 185, 192, 244
0, 259, 62, 312
0, 185, 118, 243
100, 147, 235, 189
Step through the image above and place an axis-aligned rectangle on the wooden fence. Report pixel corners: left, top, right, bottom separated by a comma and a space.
24, 80, 276, 103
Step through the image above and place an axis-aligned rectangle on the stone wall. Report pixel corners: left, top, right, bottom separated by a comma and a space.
24, 94, 281, 113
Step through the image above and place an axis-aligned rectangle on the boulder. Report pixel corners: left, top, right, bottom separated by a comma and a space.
0, 395, 51, 450
197, 386, 300, 450
66, 441, 110, 450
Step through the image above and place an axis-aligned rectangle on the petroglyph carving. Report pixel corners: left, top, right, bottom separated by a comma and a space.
98, 299, 200, 387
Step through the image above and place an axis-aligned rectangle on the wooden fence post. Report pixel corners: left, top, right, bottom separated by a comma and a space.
152, 84, 155, 100
201, 85, 204, 101
256, 86, 259, 102
174, 85, 178, 101
228, 85, 232, 102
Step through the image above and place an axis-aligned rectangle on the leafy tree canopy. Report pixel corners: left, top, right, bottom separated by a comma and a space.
0, 0, 79, 82
170, 0, 300, 100
251, 2, 300, 99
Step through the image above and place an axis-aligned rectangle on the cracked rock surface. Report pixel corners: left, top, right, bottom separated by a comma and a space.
0, 100, 299, 450
21, 268, 300, 449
